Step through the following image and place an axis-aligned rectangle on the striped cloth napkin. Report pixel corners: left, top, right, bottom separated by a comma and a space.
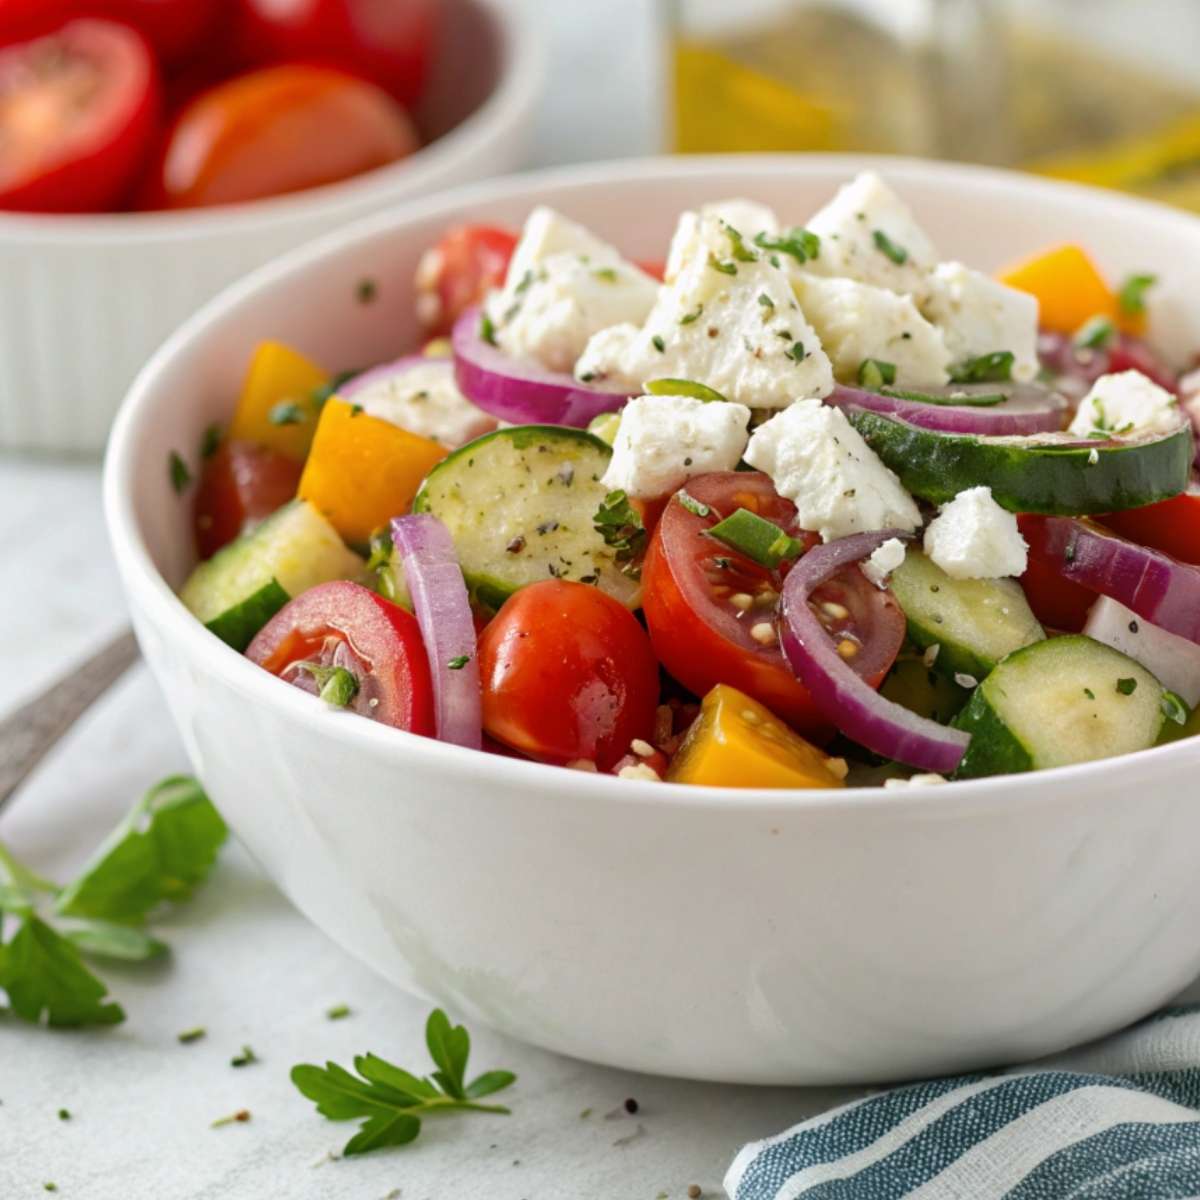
725, 1006, 1200, 1199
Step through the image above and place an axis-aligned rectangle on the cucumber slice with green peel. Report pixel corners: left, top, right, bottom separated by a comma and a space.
846, 408, 1194, 514
181, 500, 364, 650
953, 635, 1167, 779
888, 549, 1044, 682
880, 655, 970, 725
412, 424, 640, 610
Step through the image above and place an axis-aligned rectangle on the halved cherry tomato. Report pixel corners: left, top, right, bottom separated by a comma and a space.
193, 440, 303, 560
1017, 513, 1095, 631
0, 19, 160, 212
415, 223, 518, 335
233, 0, 437, 108
139, 63, 418, 210
477, 579, 659, 770
246, 580, 435, 734
642, 472, 906, 739
1101, 487, 1200, 566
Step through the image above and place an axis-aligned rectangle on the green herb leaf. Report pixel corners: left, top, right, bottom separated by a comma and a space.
1116, 677, 1138, 696
1118, 272, 1157, 317
1074, 315, 1116, 351
786, 341, 806, 364
55, 776, 227, 925
200, 424, 222, 460
593, 490, 646, 564
708, 507, 805, 569
645, 378, 727, 403
592, 266, 619, 283
948, 351, 1014, 384
753, 228, 820, 263
651, 334, 666, 353
168, 452, 192, 494
872, 229, 907, 265
0, 916, 125, 1027
311, 368, 362, 411
721, 223, 758, 263
294, 663, 360, 707
447, 655, 471, 671
679, 304, 703, 326
857, 359, 896, 389
479, 312, 498, 346
327, 1004, 351, 1021
63, 920, 169, 963
357, 278, 378, 304
706, 253, 738, 277
290, 1008, 515, 1157
268, 401, 306, 426
231, 1045, 258, 1068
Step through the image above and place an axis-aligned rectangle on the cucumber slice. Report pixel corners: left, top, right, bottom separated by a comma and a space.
953, 635, 1167, 778
412, 424, 640, 610
181, 500, 364, 650
880, 655, 970, 724
888, 549, 1044, 682
846, 409, 1193, 514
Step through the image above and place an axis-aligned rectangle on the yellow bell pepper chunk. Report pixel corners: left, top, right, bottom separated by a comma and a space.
228, 341, 330, 461
668, 684, 847, 790
298, 398, 447, 546
997, 243, 1145, 337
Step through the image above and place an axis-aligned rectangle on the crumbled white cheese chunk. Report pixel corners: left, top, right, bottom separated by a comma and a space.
923, 486, 1028, 579
487, 207, 657, 373
743, 399, 922, 541
1068, 370, 1181, 439
862, 537, 908, 588
663, 201, 779, 283
1083, 595, 1200, 706
601, 394, 751, 499
804, 171, 939, 296
353, 359, 495, 448
617, 762, 661, 782
575, 212, 833, 408
795, 274, 951, 387
883, 773, 948, 789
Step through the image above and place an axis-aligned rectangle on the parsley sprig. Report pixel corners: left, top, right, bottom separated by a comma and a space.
291, 1009, 516, 1156
593, 490, 647, 567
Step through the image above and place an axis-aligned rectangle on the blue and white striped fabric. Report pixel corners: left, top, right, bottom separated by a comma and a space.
725, 1006, 1200, 1199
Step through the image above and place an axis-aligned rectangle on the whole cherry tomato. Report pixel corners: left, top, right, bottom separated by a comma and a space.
477, 580, 660, 770
234, 0, 437, 108
139, 63, 418, 209
415, 224, 518, 336
247, 580, 435, 734
0, 18, 160, 212
1102, 486, 1200, 566
193, 440, 303, 560
641, 472, 906, 739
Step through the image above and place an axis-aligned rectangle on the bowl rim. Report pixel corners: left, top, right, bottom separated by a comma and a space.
0, 0, 544, 246
104, 151, 1200, 817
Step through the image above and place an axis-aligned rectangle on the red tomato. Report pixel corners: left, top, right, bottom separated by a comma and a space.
193, 440, 303, 560
0, 19, 160, 212
138, 63, 418, 209
1017, 513, 1095, 631
1102, 488, 1200, 566
246, 580, 435, 734
415, 224, 518, 336
477, 580, 659, 770
637, 258, 666, 281
642, 472, 906, 738
234, 0, 437, 108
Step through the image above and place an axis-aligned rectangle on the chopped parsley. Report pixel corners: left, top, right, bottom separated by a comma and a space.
296, 663, 360, 708
645, 377, 727, 403
199, 424, 222, 459
757, 292, 775, 309
231, 1045, 258, 1068
1074, 315, 1116, 351
707, 253, 738, 276
1116, 677, 1138, 696
872, 229, 907, 265
680, 304, 704, 325
721, 222, 758, 262
948, 351, 1014, 384
268, 401, 306, 426
327, 1004, 352, 1020
168, 451, 191, 494
592, 266, 619, 283
447, 655, 471, 671
356, 278, 378, 304
479, 312, 498, 346
593, 490, 646, 565
651, 334, 666, 353
753, 227, 820, 264
857, 359, 896, 389
786, 341, 807, 364
1118, 272, 1157, 317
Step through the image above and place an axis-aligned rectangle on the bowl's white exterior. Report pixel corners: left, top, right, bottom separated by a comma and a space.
0, 0, 541, 455
105, 156, 1200, 1085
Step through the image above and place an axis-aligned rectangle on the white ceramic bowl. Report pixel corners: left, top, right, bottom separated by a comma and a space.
0, 0, 542, 456
105, 156, 1200, 1086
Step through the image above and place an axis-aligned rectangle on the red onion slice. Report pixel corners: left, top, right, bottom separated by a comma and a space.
828, 381, 1067, 436
452, 307, 636, 427
779, 531, 970, 774
390, 514, 481, 749
1022, 515, 1200, 646
339, 354, 427, 398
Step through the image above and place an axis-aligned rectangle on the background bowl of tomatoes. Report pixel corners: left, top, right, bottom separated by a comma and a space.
105, 156, 1200, 1085
0, 0, 543, 453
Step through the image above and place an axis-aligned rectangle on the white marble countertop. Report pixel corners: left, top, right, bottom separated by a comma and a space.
0, 5, 857, 1197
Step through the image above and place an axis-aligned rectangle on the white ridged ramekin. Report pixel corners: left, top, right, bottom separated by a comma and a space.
0, 0, 542, 455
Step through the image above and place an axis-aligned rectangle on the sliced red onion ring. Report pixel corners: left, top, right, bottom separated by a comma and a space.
1039, 330, 1179, 401
1022, 515, 1200, 646
340, 354, 427, 399
828, 381, 1067, 436
390, 514, 481, 749
779, 531, 970, 774
452, 307, 636, 427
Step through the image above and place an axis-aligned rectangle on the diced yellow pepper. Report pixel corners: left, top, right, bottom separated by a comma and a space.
997, 243, 1145, 337
228, 341, 330, 461
297, 398, 447, 546
667, 684, 847, 789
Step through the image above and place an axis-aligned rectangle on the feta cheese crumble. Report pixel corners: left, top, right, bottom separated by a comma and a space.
883, 773, 948, 789
352, 359, 495, 448
575, 212, 834, 408
862, 537, 908, 588
804, 171, 939, 296
923, 485, 1028, 580
601, 394, 751, 499
794, 274, 951, 387
743, 399, 922, 541
487, 207, 658, 373
922, 262, 1040, 383
1067, 370, 1181, 439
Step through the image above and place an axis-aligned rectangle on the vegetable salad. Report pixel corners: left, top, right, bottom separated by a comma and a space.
175, 172, 1200, 788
